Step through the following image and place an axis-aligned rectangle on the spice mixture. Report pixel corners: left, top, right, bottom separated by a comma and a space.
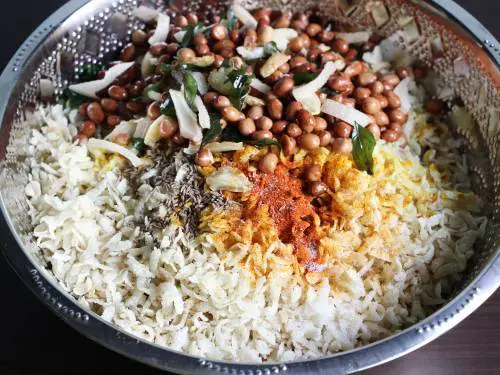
24, 2, 487, 363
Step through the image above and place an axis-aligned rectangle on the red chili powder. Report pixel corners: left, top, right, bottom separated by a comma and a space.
246, 165, 320, 266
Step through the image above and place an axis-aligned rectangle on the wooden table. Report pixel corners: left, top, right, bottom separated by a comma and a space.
0, 1, 498, 374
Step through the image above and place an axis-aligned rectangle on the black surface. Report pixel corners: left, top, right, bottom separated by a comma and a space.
0, 1, 499, 375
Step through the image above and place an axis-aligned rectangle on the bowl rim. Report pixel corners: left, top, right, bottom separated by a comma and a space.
0, 1, 499, 374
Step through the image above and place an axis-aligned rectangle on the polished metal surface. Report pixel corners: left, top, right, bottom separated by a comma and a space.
0, 1, 498, 374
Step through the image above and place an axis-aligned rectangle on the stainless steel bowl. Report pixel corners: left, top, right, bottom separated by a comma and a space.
0, 1, 499, 374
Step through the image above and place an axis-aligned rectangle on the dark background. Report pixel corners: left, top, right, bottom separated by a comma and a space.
0, 1, 499, 374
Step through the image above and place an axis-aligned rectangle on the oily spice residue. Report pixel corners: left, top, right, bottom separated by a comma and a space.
246, 165, 321, 266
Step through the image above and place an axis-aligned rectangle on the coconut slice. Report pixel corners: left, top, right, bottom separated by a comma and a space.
192, 72, 208, 95
292, 61, 337, 114
245, 95, 265, 106
336, 31, 372, 44
260, 53, 290, 78
250, 78, 271, 94
321, 99, 372, 127
208, 67, 233, 95
141, 52, 159, 79
133, 118, 152, 138
236, 46, 265, 60
69, 62, 135, 99
231, 4, 258, 29
148, 14, 170, 45
87, 138, 145, 167
273, 28, 299, 51
206, 166, 253, 192
144, 115, 165, 147
205, 142, 244, 153
105, 121, 136, 141
132, 6, 159, 22
394, 77, 414, 113
183, 143, 201, 155
170, 89, 202, 143
174, 30, 187, 43
194, 96, 210, 129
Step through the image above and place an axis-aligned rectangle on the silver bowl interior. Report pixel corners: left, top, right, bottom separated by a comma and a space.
0, 0, 499, 374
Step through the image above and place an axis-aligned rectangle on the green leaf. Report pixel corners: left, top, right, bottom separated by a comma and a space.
179, 63, 202, 71
220, 126, 280, 149
160, 63, 175, 73
226, 8, 238, 32
225, 68, 254, 110
264, 41, 280, 55
293, 72, 318, 85
160, 97, 176, 117
352, 121, 376, 175
61, 88, 88, 109
142, 82, 163, 102
161, 62, 201, 73
79, 63, 102, 82
132, 137, 145, 154
221, 125, 247, 142
201, 112, 223, 146
181, 69, 198, 107
253, 138, 280, 149
180, 23, 211, 47
321, 86, 342, 96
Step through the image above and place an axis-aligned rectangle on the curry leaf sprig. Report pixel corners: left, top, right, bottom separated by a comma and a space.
180, 23, 213, 47
181, 69, 198, 107
225, 68, 254, 111
352, 121, 376, 175
160, 96, 176, 117
222, 8, 238, 32
201, 112, 223, 146
132, 137, 146, 155
160, 63, 198, 108
79, 63, 103, 82
220, 126, 280, 148
293, 72, 318, 85
201, 117, 280, 149
263, 41, 280, 55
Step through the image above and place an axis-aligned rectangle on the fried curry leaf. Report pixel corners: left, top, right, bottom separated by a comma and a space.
201, 112, 223, 146
264, 41, 280, 55
293, 72, 318, 85
61, 88, 88, 109
352, 121, 376, 175
142, 81, 163, 101
321, 86, 342, 96
221, 125, 246, 142
79, 63, 103, 82
225, 68, 254, 110
253, 138, 280, 149
160, 97, 176, 117
160, 63, 175, 73
159, 63, 197, 107
132, 137, 146, 154
220, 126, 279, 148
180, 23, 212, 47
161, 62, 201, 73
181, 69, 198, 107
225, 8, 238, 32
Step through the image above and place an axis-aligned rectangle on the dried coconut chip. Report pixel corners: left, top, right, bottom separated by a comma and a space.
148, 14, 170, 45
87, 138, 145, 167
69, 62, 135, 99
260, 53, 290, 78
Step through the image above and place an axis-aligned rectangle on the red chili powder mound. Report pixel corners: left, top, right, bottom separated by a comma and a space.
246, 165, 320, 266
